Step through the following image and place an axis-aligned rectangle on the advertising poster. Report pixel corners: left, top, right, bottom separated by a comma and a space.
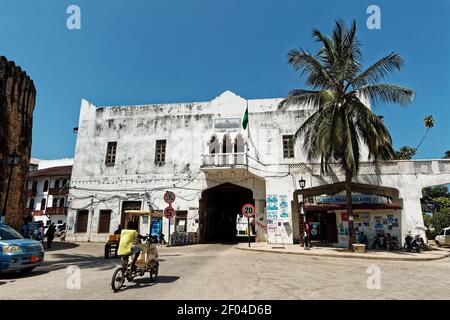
279, 195, 289, 218
266, 194, 278, 219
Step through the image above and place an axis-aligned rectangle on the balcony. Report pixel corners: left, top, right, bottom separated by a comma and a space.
26, 189, 37, 197
201, 153, 248, 168
46, 207, 67, 215
48, 187, 69, 196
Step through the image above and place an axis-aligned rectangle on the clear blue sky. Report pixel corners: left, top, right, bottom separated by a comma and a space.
1, 0, 449, 160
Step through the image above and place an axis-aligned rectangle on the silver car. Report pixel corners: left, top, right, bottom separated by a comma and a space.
435, 227, 450, 247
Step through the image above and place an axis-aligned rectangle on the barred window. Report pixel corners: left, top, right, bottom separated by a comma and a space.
76, 210, 89, 233
155, 140, 166, 164
283, 135, 295, 159
105, 142, 117, 166
98, 210, 112, 234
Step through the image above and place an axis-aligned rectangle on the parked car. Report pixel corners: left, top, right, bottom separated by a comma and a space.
435, 227, 450, 247
0, 224, 45, 275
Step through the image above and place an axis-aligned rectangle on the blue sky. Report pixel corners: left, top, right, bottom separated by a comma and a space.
1, 0, 449, 160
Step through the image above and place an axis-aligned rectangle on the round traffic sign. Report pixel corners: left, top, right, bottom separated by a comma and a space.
242, 203, 256, 218
163, 191, 176, 204
164, 206, 176, 219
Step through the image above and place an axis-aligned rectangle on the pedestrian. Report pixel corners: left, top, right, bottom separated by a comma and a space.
19, 215, 32, 238
36, 221, 45, 243
46, 223, 57, 249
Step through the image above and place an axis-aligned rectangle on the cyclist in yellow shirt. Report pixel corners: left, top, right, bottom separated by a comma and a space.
118, 221, 146, 270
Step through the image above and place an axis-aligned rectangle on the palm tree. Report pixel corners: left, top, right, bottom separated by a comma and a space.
444, 150, 450, 159
395, 146, 417, 160
279, 20, 415, 249
415, 115, 434, 152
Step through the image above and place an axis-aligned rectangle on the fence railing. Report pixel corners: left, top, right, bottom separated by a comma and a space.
289, 160, 450, 176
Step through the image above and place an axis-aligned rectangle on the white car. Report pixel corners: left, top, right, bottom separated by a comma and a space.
435, 227, 450, 247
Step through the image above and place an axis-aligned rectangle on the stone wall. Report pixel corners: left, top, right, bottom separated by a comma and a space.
0, 56, 36, 229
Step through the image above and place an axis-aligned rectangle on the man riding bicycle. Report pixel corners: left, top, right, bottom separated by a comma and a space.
117, 221, 146, 271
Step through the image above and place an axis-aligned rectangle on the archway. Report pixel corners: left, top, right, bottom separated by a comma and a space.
199, 183, 254, 243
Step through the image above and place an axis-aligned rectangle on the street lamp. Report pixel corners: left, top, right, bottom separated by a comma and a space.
1, 154, 21, 219
298, 177, 310, 250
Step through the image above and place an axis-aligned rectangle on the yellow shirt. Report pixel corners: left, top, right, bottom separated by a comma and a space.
117, 229, 139, 256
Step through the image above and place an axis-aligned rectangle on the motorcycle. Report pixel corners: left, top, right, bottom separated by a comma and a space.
386, 233, 399, 251
403, 233, 422, 253
372, 232, 387, 249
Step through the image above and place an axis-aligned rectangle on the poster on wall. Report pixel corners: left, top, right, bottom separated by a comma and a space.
266, 194, 278, 219
279, 195, 289, 218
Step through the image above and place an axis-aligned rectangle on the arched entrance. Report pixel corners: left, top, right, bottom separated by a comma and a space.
199, 183, 254, 243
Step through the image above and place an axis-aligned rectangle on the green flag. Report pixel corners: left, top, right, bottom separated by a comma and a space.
242, 106, 249, 130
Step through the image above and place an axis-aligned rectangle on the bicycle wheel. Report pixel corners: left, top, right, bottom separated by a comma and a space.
111, 267, 126, 292
150, 261, 159, 283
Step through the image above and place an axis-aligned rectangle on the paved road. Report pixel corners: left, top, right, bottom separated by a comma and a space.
1, 242, 450, 299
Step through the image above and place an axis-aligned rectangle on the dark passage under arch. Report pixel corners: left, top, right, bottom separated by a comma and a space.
199, 183, 254, 243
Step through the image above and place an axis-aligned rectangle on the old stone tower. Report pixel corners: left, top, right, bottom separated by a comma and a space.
0, 56, 36, 229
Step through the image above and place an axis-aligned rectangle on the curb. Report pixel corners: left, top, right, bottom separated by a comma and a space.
235, 246, 450, 262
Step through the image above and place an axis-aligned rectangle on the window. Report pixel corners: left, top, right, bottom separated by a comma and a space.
43, 180, 49, 192
54, 179, 60, 188
57, 220, 63, 224
52, 198, 58, 207
59, 198, 65, 208
439, 230, 445, 236
76, 210, 89, 233
41, 198, 46, 210
283, 135, 295, 159
98, 210, 112, 234
234, 134, 245, 153
32, 181, 38, 192
29, 198, 35, 210
209, 135, 219, 154
155, 140, 166, 164
105, 142, 117, 166
175, 211, 187, 232
222, 135, 232, 153
62, 179, 68, 187
446, 229, 450, 236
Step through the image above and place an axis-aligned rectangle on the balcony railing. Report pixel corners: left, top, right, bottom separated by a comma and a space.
48, 187, 69, 196
26, 189, 37, 197
201, 153, 248, 168
46, 207, 67, 215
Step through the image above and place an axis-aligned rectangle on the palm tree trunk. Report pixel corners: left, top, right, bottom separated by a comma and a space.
416, 128, 430, 152
345, 167, 355, 250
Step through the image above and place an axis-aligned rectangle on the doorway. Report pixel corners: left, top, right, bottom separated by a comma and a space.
306, 211, 338, 245
199, 183, 254, 243
121, 201, 142, 228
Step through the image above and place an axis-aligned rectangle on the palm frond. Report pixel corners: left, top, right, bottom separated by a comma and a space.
348, 53, 404, 90
278, 89, 336, 109
355, 83, 415, 107
287, 49, 335, 88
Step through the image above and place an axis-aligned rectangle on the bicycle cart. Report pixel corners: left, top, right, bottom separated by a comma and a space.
111, 210, 162, 292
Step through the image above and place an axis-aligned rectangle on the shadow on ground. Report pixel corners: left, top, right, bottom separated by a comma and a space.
116, 275, 180, 292
43, 241, 80, 252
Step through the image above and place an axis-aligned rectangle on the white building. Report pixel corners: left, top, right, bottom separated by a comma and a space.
26, 158, 73, 226
66, 91, 450, 246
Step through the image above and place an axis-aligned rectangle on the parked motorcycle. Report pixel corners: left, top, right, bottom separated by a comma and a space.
372, 232, 387, 249
386, 233, 399, 251
403, 233, 422, 253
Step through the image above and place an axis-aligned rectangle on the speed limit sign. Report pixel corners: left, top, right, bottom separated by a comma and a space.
163, 191, 176, 204
242, 203, 256, 218
164, 206, 176, 219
